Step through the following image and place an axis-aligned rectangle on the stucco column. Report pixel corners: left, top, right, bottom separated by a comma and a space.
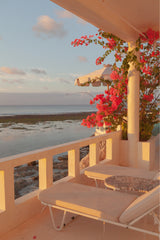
127, 41, 140, 167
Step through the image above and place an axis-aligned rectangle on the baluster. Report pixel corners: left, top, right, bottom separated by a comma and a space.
89, 142, 99, 166
68, 148, 80, 177
39, 156, 53, 190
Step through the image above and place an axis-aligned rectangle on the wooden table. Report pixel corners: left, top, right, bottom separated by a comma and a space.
104, 175, 159, 194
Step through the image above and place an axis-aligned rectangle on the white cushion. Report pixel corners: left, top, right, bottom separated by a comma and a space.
119, 185, 160, 224
39, 182, 137, 222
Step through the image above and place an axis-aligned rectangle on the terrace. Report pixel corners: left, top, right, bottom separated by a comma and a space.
0, 130, 159, 239
0, 0, 159, 239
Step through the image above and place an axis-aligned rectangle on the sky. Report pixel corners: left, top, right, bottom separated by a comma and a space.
0, 0, 114, 105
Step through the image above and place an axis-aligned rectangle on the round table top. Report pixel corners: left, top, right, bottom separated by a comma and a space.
104, 175, 160, 194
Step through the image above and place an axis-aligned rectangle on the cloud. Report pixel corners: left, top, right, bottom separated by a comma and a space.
43, 86, 49, 90
0, 88, 7, 92
51, 76, 72, 84
57, 77, 71, 84
78, 56, 88, 62
0, 67, 26, 75
31, 68, 47, 75
56, 10, 74, 19
0, 36, 2, 40
2, 79, 24, 84
0, 70, 54, 85
32, 15, 67, 38
79, 91, 94, 98
38, 76, 54, 82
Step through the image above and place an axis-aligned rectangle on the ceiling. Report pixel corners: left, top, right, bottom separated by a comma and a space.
50, 0, 159, 42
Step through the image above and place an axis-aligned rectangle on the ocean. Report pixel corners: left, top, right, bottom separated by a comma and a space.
0, 104, 96, 116
0, 105, 96, 158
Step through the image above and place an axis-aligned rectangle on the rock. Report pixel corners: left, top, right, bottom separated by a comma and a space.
61, 171, 68, 178
53, 173, 62, 182
53, 162, 68, 169
15, 179, 29, 198
28, 161, 37, 166
53, 171, 68, 182
56, 146, 89, 163
80, 146, 89, 160
58, 155, 68, 161
32, 176, 38, 181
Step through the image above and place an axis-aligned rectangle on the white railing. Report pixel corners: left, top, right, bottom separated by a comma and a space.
0, 130, 121, 236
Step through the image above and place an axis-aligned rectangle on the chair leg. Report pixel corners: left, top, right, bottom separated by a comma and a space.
49, 206, 67, 231
94, 179, 98, 187
103, 221, 105, 233
150, 211, 160, 232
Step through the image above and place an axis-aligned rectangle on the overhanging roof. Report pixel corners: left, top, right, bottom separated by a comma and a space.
50, 0, 159, 42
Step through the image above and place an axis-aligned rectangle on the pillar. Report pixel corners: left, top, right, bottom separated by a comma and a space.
127, 41, 140, 167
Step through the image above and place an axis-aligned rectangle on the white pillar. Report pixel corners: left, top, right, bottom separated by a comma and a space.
127, 41, 140, 167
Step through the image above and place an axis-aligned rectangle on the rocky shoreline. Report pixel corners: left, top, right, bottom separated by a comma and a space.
14, 145, 89, 199
0, 112, 95, 125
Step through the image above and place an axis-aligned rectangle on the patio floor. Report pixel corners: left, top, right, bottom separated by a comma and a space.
1, 204, 158, 240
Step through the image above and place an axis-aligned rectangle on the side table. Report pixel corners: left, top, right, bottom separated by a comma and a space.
104, 175, 159, 194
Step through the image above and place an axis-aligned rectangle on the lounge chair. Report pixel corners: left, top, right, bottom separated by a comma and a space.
84, 163, 158, 186
38, 182, 160, 237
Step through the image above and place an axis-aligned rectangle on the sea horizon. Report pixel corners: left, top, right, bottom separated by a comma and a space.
0, 104, 97, 116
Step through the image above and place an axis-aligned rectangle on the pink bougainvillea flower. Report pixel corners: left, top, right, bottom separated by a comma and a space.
140, 28, 159, 44
107, 38, 116, 49
151, 51, 159, 57
124, 46, 128, 52
143, 94, 153, 102
142, 66, 152, 75
90, 100, 95, 105
110, 71, 120, 80
140, 55, 147, 63
115, 53, 122, 61
104, 121, 111, 126
81, 35, 88, 40
71, 28, 159, 141
96, 57, 104, 65
106, 129, 110, 133
97, 122, 103, 127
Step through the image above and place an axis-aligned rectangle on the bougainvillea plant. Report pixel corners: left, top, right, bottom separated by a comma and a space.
71, 29, 160, 141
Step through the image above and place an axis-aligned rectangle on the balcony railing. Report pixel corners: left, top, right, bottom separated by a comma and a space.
0, 130, 121, 236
